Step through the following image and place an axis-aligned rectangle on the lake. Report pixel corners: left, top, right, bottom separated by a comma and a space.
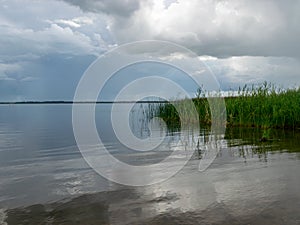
0, 104, 299, 225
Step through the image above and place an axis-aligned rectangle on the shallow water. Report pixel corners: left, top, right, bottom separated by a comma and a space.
0, 104, 299, 224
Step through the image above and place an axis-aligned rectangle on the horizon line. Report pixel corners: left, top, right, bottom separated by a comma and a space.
0, 100, 170, 105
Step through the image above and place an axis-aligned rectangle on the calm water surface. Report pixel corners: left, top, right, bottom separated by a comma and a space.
0, 105, 299, 225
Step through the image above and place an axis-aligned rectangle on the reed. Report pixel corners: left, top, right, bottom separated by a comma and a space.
155, 82, 300, 130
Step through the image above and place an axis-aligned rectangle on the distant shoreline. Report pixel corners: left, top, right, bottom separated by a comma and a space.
0, 100, 169, 105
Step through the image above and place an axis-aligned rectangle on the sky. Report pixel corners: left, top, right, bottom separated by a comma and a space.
0, 0, 300, 101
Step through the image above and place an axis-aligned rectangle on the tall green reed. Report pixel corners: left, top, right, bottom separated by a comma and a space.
156, 82, 300, 130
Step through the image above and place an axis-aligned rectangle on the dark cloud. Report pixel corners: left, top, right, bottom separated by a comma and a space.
62, 0, 142, 17
0, 54, 95, 101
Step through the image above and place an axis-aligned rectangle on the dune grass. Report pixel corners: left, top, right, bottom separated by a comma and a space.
155, 82, 300, 130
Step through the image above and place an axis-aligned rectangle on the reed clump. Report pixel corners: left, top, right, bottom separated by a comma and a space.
156, 82, 300, 130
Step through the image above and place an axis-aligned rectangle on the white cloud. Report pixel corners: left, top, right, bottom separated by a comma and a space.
72, 16, 94, 25
20, 76, 38, 82
0, 23, 102, 58
0, 0, 111, 60
53, 16, 94, 28
54, 19, 81, 28
206, 56, 300, 88
0, 63, 21, 81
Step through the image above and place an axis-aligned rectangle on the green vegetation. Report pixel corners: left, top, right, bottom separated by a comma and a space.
156, 82, 300, 130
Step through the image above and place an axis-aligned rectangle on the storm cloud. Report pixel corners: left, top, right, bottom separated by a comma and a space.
62, 0, 142, 17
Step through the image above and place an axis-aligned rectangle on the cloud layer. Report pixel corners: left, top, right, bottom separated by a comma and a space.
0, 0, 300, 100
63, 0, 300, 58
